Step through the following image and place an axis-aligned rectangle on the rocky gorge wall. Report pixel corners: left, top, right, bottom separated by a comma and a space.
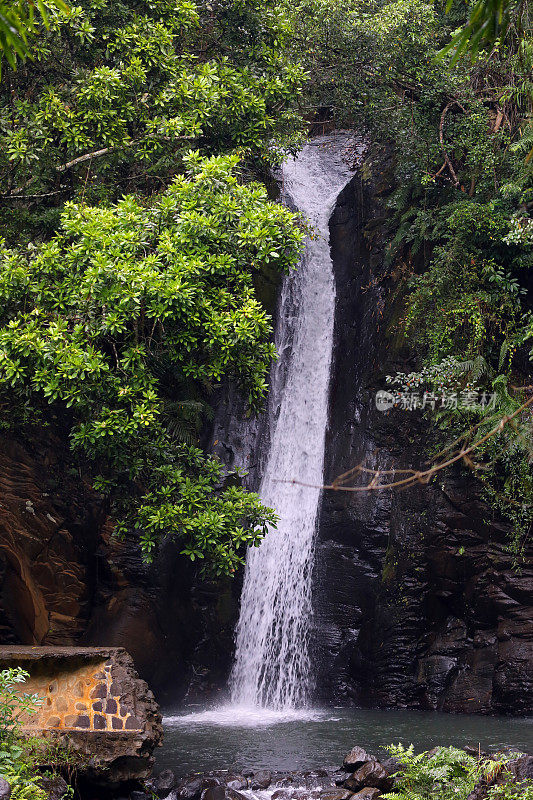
0, 433, 236, 705
312, 148, 533, 715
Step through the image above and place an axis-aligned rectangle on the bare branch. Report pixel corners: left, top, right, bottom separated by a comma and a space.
439, 100, 466, 188
275, 396, 533, 494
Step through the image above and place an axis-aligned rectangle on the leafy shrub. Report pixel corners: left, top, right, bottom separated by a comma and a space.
0, 668, 47, 800
382, 743, 480, 800
489, 779, 533, 799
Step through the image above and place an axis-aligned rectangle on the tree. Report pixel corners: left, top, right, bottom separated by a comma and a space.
0, 0, 307, 571
0, 0, 305, 212
0, 0, 67, 74
0, 152, 304, 572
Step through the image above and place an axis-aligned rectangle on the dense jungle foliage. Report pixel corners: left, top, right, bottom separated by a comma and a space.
0, 0, 531, 567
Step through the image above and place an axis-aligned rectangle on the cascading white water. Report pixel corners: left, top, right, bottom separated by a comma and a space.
230, 134, 355, 710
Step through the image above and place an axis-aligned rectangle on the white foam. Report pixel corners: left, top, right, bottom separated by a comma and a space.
164, 705, 325, 728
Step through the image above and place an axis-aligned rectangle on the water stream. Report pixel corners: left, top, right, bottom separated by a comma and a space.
229, 134, 356, 710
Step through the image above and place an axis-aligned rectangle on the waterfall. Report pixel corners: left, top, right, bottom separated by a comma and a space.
230, 134, 355, 710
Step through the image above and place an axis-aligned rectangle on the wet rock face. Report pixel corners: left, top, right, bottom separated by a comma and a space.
311, 148, 533, 714
0, 436, 102, 646
0, 431, 237, 704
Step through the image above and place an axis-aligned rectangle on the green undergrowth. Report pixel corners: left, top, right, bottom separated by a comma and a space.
383, 744, 533, 800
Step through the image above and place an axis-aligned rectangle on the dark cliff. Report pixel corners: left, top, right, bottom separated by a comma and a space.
312, 148, 533, 715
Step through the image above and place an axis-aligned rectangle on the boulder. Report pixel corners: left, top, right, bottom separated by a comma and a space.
351, 790, 381, 800
343, 747, 374, 771
226, 776, 248, 791
40, 776, 69, 800
380, 757, 402, 778
177, 777, 204, 800
319, 791, 353, 800
344, 762, 392, 792
0, 778, 10, 800
251, 772, 272, 790
226, 791, 248, 800
130, 792, 149, 800
202, 779, 221, 790
155, 770, 178, 796
202, 787, 226, 800
507, 755, 533, 782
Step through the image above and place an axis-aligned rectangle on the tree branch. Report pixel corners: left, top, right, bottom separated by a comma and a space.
3, 134, 196, 198
274, 395, 533, 494
439, 101, 463, 187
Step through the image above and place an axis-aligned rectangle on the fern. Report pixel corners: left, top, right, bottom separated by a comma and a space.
381, 744, 507, 800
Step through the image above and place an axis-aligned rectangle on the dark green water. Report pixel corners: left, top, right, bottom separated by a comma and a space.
157, 706, 533, 776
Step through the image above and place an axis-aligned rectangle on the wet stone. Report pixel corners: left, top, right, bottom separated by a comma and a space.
90, 684, 108, 700
75, 715, 90, 729
177, 776, 203, 799
112, 716, 124, 730
155, 769, 176, 796
320, 791, 353, 800
351, 790, 381, 800
226, 790, 248, 800
344, 762, 392, 793
0, 777, 10, 800
92, 701, 103, 712
64, 715, 77, 728
226, 777, 248, 791
41, 776, 69, 800
201, 780, 220, 790
125, 716, 141, 730
94, 714, 106, 730
343, 747, 374, 771
105, 698, 118, 714
202, 788, 225, 800
251, 772, 272, 790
